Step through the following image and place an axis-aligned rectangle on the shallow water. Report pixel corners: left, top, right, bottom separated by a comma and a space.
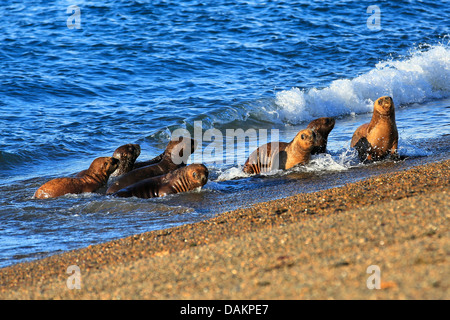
0, 0, 449, 268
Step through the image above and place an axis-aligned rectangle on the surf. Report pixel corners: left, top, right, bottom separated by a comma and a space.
273, 44, 450, 124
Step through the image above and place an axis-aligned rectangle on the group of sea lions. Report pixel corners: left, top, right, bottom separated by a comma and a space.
242, 117, 336, 174
33, 138, 205, 199
34, 96, 399, 200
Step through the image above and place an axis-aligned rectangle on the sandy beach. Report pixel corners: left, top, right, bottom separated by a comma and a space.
0, 159, 448, 300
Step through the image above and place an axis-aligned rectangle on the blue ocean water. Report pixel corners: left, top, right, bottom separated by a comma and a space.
0, 0, 449, 268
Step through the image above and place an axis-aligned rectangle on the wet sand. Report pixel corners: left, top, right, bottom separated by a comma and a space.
0, 159, 448, 300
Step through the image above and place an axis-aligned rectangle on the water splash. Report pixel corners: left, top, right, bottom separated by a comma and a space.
274, 45, 450, 124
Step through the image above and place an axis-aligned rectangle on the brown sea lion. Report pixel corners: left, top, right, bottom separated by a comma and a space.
75, 143, 141, 178
112, 163, 208, 199
133, 137, 197, 169
242, 128, 316, 174
306, 117, 335, 154
34, 157, 119, 199
350, 96, 398, 162
105, 138, 198, 195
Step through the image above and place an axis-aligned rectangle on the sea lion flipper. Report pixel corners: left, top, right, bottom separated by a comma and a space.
350, 123, 369, 148
352, 137, 371, 162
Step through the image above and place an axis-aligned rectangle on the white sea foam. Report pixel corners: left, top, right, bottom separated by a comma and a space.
274, 45, 450, 124
215, 166, 250, 181
214, 148, 361, 181
304, 153, 353, 172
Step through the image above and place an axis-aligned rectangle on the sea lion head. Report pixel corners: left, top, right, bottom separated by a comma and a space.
307, 117, 335, 138
88, 157, 120, 177
374, 96, 395, 116
292, 129, 316, 152
166, 137, 198, 165
112, 143, 141, 162
111, 143, 141, 176
183, 163, 209, 188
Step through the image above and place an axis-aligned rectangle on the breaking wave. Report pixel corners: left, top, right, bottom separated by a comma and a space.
273, 44, 450, 124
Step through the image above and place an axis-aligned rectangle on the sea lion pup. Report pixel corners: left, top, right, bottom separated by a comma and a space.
75, 143, 141, 178
350, 96, 398, 162
306, 117, 335, 154
34, 157, 119, 199
133, 137, 197, 169
242, 128, 316, 174
112, 164, 208, 199
105, 137, 198, 195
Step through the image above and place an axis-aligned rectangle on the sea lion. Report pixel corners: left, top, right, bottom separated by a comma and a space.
133, 137, 197, 169
75, 143, 141, 178
34, 157, 119, 199
242, 128, 316, 174
112, 163, 208, 199
306, 117, 335, 154
105, 138, 198, 195
350, 96, 398, 162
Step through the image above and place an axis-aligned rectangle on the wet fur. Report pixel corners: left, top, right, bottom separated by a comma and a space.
34, 157, 119, 199
109, 144, 141, 177
350, 96, 398, 162
306, 117, 335, 154
75, 143, 140, 178
106, 155, 180, 194
243, 129, 316, 174
112, 164, 208, 199
133, 137, 197, 169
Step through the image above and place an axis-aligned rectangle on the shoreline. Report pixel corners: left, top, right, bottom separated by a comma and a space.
0, 159, 448, 299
